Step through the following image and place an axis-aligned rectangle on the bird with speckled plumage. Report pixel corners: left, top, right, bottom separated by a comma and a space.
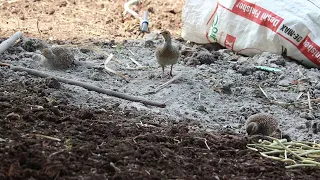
42, 46, 75, 69
245, 113, 279, 136
155, 30, 180, 77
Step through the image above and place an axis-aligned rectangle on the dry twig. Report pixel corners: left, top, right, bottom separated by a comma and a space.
195, 137, 210, 150
0, 63, 166, 108
49, 149, 66, 158
110, 162, 121, 173
144, 73, 182, 95
34, 134, 61, 141
307, 91, 312, 110
104, 53, 130, 82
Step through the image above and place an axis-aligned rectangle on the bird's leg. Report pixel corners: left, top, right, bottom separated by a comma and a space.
161, 66, 165, 78
168, 64, 174, 78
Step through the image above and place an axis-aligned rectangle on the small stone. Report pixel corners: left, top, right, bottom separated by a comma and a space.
80, 47, 91, 53
0, 102, 11, 109
196, 51, 217, 65
197, 105, 207, 112
296, 124, 306, 129
202, 43, 224, 51
234, 64, 255, 76
305, 121, 311, 128
259, 167, 267, 171
299, 112, 314, 120
186, 57, 199, 66
6, 112, 21, 120
221, 81, 233, 94
269, 57, 286, 66
47, 78, 61, 89
226, 55, 239, 61
144, 40, 154, 48
297, 85, 306, 92
180, 48, 194, 57
277, 79, 291, 87
312, 122, 319, 134
197, 64, 208, 70
79, 110, 94, 120
148, 74, 155, 79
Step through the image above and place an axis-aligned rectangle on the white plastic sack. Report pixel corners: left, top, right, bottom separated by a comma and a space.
181, 0, 320, 68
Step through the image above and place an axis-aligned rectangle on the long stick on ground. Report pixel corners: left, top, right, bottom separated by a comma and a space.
0, 63, 166, 108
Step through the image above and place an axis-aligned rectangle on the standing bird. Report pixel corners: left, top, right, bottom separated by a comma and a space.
155, 30, 180, 77
42, 46, 75, 69
245, 113, 279, 136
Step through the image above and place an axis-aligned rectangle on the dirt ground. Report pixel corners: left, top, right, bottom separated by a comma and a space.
0, 0, 183, 43
0, 70, 319, 179
1, 0, 320, 179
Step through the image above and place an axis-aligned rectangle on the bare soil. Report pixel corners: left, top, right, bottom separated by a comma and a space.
0, 0, 183, 43
1, 72, 320, 179
1, 0, 320, 179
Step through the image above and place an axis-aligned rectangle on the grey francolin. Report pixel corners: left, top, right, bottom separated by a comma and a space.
155, 30, 180, 77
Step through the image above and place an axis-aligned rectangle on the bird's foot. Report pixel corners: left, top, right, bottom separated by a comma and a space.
160, 72, 172, 79
167, 72, 173, 78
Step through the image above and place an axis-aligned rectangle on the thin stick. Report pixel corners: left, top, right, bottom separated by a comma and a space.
204, 139, 210, 150
129, 57, 143, 67
307, 91, 312, 110
49, 149, 66, 158
36, 18, 42, 38
2, 64, 166, 108
110, 162, 121, 172
104, 53, 130, 82
128, 49, 135, 56
34, 134, 61, 141
0, 32, 23, 54
155, 73, 182, 92
296, 92, 303, 101
142, 73, 182, 95
195, 137, 210, 150
258, 86, 270, 101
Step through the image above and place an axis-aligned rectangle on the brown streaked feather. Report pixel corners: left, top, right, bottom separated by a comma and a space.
245, 113, 278, 136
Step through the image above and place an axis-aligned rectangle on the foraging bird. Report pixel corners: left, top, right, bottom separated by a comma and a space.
42, 46, 75, 69
245, 113, 279, 136
155, 30, 180, 77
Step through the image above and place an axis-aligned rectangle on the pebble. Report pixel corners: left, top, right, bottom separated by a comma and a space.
196, 105, 207, 112
6, 112, 21, 120
46, 78, 61, 89
299, 112, 315, 120
196, 51, 217, 65
144, 40, 154, 48
277, 79, 291, 86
